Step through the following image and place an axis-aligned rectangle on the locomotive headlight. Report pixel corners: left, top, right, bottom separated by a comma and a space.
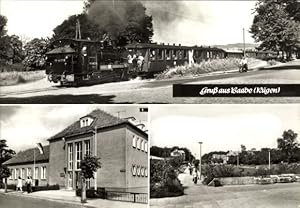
45, 56, 48, 60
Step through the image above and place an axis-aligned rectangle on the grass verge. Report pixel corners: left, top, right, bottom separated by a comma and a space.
156, 58, 265, 80
0, 70, 46, 86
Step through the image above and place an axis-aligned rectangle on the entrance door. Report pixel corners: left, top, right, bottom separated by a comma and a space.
67, 171, 73, 190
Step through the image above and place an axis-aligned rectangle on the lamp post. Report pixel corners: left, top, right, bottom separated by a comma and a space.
199, 142, 203, 181
268, 150, 271, 170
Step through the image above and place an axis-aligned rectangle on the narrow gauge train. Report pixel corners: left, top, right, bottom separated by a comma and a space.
45, 38, 276, 86
125, 43, 225, 77
45, 38, 128, 86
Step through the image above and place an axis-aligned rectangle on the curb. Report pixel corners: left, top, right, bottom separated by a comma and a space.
0, 191, 95, 208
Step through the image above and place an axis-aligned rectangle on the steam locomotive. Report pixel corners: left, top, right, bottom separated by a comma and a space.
45, 38, 276, 86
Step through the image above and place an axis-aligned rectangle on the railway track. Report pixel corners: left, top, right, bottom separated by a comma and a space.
0, 87, 60, 97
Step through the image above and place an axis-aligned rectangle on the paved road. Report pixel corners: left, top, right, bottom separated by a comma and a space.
0, 68, 299, 104
0, 193, 90, 208
150, 168, 300, 208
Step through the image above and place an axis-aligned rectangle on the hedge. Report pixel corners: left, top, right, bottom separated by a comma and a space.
76, 187, 106, 199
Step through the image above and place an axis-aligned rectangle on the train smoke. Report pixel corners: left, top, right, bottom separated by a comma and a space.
87, 0, 209, 43
87, 0, 146, 40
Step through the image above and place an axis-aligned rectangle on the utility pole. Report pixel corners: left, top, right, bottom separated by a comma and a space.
243, 28, 246, 57
268, 150, 271, 170
116, 110, 126, 119
199, 142, 203, 181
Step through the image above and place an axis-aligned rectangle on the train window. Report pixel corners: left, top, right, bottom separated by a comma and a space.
183, 50, 188, 59
166, 49, 172, 60
150, 49, 156, 60
157, 49, 164, 60
173, 50, 178, 60
81, 46, 87, 57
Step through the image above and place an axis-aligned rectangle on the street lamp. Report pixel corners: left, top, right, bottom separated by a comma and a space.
268, 150, 271, 170
199, 142, 203, 181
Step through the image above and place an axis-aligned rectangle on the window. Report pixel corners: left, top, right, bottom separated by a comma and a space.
141, 167, 144, 177
137, 166, 140, 176
34, 167, 39, 179
27, 168, 31, 177
21, 168, 25, 179
85, 140, 91, 156
166, 49, 172, 60
68, 143, 73, 170
141, 140, 144, 151
41, 166, 47, 179
136, 138, 140, 150
145, 142, 148, 153
132, 165, 136, 176
150, 49, 156, 60
76, 142, 83, 169
183, 50, 188, 59
157, 49, 164, 60
145, 168, 148, 177
132, 135, 136, 148
15, 169, 19, 179
80, 117, 93, 128
9, 169, 12, 179
173, 50, 178, 60
179, 50, 183, 59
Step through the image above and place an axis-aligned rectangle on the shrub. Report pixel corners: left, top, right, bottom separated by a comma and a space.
76, 187, 106, 199
150, 159, 184, 198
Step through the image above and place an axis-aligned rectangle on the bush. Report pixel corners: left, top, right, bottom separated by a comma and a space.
150, 159, 184, 198
76, 187, 106, 199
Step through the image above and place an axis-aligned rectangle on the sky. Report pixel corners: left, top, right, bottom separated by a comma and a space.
150, 104, 300, 159
0, 105, 148, 152
0, 0, 257, 45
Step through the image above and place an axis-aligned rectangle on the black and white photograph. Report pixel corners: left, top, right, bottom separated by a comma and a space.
150, 104, 300, 208
0, 105, 148, 208
0, 0, 299, 104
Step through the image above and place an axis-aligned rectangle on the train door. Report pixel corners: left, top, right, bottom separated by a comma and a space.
88, 44, 98, 72
80, 44, 88, 73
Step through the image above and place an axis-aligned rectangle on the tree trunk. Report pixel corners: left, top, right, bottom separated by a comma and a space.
81, 176, 87, 203
4, 178, 7, 193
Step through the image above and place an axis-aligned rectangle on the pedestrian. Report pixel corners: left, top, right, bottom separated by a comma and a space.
192, 168, 198, 184
239, 56, 248, 72
137, 53, 144, 72
16, 176, 23, 192
127, 53, 133, 71
26, 176, 33, 193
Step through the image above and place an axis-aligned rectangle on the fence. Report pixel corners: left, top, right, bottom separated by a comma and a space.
106, 191, 148, 204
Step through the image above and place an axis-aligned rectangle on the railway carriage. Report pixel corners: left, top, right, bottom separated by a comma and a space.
193, 46, 226, 62
45, 38, 128, 86
125, 43, 191, 76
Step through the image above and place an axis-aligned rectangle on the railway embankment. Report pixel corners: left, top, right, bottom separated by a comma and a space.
156, 58, 271, 80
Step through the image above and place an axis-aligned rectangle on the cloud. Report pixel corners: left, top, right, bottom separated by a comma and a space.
150, 105, 300, 157
0, 105, 148, 152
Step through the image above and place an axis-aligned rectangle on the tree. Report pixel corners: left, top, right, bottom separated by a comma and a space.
0, 165, 10, 193
0, 140, 15, 193
277, 129, 299, 163
0, 140, 15, 165
0, 15, 8, 37
80, 155, 101, 203
53, 0, 153, 46
22, 38, 50, 70
0, 16, 23, 65
53, 13, 104, 41
278, 130, 299, 160
250, 0, 300, 59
